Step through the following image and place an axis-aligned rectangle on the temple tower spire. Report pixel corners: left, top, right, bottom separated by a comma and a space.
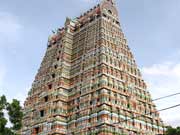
101, 0, 116, 5
100, 0, 119, 22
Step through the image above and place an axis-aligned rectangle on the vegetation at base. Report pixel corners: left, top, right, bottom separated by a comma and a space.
0, 95, 23, 135
165, 126, 180, 135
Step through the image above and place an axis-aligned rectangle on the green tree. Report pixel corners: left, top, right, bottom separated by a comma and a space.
0, 95, 23, 135
165, 126, 180, 135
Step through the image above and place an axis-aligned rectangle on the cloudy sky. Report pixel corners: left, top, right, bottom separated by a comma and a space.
0, 0, 180, 127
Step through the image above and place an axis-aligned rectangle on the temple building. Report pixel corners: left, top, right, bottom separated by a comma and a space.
22, 0, 165, 134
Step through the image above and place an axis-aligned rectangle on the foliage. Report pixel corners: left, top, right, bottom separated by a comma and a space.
165, 126, 180, 135
0, 95, 23, 135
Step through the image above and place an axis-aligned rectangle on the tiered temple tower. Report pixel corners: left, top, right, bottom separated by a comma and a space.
22, 0, 164, 134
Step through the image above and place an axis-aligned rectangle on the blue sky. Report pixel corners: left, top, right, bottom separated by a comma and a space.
0, 0, 180, 127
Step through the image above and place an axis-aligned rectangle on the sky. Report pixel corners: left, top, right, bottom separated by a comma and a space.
0, 0, 180, 127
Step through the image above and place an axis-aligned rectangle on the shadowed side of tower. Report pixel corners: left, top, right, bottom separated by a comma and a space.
22, 0, 165, 135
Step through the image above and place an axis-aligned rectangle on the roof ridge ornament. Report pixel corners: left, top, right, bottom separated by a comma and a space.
101, 0, 116, 5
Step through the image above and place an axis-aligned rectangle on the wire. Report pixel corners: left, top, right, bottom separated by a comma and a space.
152, 92, 180, 101
112, 92, 180, 124
113, 103, 180, 125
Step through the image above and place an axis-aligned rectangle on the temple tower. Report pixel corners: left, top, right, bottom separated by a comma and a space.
22, 0, 164, 134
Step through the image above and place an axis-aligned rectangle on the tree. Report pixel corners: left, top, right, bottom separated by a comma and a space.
165, 126, 180, 135
0, 95, 23, 135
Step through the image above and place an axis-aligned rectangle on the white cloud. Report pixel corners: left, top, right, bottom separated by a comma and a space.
0, 11, 23, 45
142, 59, 180, 127
142, 62, 180, 77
